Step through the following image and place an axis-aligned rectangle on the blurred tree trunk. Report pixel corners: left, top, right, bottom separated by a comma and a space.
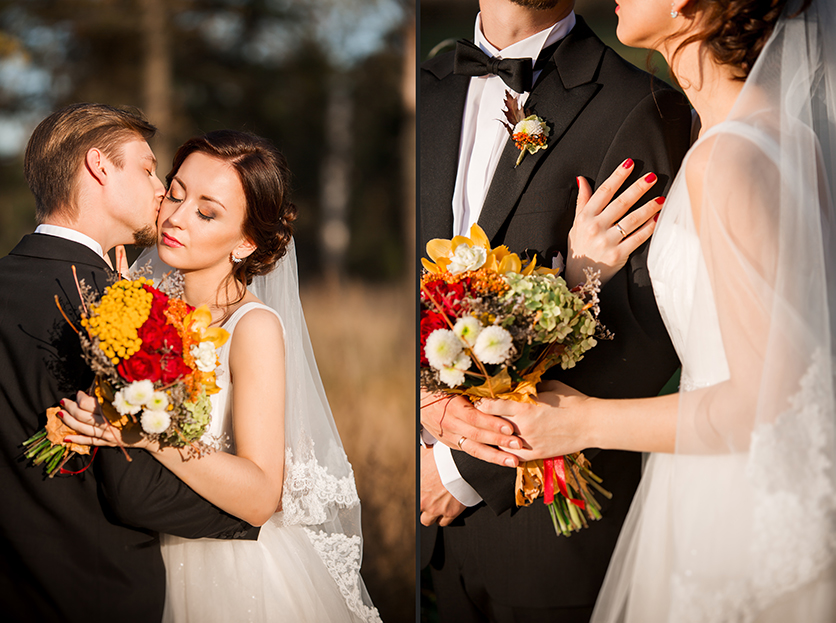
401, 16, 416, 279
319, 71, 353, 285
138, 0, 174, 170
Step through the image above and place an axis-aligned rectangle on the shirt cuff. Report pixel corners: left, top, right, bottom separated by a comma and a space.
433, 443, 483, 507
420, 428, 437, 448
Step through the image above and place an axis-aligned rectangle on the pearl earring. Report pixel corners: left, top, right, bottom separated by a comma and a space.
671, 4, 679, 18
230, 252, 242, 264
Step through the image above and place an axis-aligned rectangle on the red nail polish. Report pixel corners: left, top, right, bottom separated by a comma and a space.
63, 438, 71, 443
654, 214, 660, 222
655, 197, 665, 205
622, 158, 634, 169
57, 412, 64, 419
576, 176, 582, 188
59, 399, 65, 407
645, 173, 657, 183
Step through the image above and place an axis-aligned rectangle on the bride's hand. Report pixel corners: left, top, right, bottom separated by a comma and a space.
565, 159, 665, 288
59, 391, 154, 450
477, 381, 596, 460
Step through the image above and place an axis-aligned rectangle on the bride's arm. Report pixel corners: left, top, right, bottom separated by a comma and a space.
63, 308, 286, 527
147, 308, 286, 526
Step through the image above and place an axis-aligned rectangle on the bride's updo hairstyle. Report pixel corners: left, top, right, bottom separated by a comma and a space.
166, 130, 297, 289
675, 0, 812, 79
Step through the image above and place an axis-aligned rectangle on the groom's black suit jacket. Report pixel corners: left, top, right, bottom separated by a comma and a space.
0, 234, 258, 623
421, 18, 692, 609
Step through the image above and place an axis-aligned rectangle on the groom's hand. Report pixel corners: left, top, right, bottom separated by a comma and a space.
420, 446, 465, 527
421, 391, 520, 468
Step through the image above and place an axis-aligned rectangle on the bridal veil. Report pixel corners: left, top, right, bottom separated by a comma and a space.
593, 0, 836, 620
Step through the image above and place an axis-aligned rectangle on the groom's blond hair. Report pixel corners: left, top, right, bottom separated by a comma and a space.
24, 102, 157, 223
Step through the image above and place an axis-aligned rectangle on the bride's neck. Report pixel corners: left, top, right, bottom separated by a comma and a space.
663, 41, 745, 137
181, 267, 241, 323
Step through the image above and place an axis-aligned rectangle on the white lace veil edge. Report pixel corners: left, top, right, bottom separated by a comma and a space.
593, 1, 836, 621
140, 240, 382, 623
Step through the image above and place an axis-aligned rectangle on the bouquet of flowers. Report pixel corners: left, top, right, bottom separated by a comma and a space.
23, 267, 228, 477
420, 224, 612, 536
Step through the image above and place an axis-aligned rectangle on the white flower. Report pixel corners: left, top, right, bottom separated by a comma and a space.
112, 388, 141, 416
453, 316, 483, 347
514, 117, 547, 137
140, 409, 171, 435
473, 325, 514, 365
438, 352, 472, 388
147, 391, 169, 412
124, 380, 155, 407
425, 328, 463, 370
551, 252, 565, 273
191, 341, 218, 373
448, 243, 487, 274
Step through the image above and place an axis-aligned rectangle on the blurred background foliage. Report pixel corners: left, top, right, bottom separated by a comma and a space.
0, 0, 415, 621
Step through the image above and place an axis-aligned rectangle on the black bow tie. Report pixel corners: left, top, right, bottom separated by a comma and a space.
452, 39, 559, 93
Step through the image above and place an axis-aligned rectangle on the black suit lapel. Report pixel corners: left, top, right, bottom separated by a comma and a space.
478, 17, 605, 243
420, 55, 471, 244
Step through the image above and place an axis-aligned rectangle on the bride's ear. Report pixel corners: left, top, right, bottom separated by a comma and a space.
233, 238, 257, 261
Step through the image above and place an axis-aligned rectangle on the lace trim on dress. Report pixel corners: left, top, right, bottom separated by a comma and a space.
669, 349, 836, 622
304, 530, 383, 623
274, 442, 361, 528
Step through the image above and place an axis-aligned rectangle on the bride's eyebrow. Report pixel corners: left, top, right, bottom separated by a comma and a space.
170, 176, 227, 211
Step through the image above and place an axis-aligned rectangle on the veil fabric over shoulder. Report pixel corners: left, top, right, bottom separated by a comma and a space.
249, 239, 379, 621
592, 1, 836, 621
137, 240, 380, 622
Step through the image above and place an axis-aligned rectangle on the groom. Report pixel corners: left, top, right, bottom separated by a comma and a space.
420, 0, 691, 620
0, 103, 258, 623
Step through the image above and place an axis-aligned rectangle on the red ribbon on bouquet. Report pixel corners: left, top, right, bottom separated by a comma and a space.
543, 456, 585, 509
59, 446, 98, 475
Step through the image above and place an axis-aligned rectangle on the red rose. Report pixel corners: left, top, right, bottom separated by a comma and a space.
138, 321, 165, 351
118, 349, 163, 383
143, 285, 169, 324
160, 355, 192, 385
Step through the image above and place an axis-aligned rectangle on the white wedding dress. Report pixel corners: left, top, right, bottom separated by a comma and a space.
137, 243, 381, 623
590, 3, 836, 620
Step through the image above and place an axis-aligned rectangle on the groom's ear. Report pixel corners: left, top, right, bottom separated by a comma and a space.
84, 147, 109, 186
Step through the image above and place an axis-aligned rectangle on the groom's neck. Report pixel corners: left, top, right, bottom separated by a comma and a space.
479, 0, 574, 50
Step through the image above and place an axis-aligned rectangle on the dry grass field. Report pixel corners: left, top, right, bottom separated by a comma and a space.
301, 280, 416, 623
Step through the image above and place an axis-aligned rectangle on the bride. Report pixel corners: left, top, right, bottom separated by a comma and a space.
61, 130, 381, 623
426, 0, 836, 621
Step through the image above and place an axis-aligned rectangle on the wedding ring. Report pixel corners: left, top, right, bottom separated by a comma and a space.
457, 436, 467, 450
615, 222, 627, 239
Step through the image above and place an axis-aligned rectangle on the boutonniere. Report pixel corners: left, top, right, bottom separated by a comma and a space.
500, 90, 550, 167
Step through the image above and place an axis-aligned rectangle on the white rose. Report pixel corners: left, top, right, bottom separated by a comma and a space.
425, 328, 463, 370
191, 341, 218, 373
448, 243, 487, 274
472, 325, 514, 365
124, 380, 155, 407
140, 409, 171, 435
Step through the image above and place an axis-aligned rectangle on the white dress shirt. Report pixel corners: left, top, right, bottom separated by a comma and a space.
451, 11, 576, 237
34, 224, 107, 260
433, 11, 576, 506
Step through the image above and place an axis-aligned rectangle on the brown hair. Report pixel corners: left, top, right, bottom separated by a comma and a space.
166, 130, 297, 291
24, 102, 157, 222
674, 0, 812, 80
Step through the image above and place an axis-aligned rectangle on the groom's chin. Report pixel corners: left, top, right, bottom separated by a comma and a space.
132, 225, 157, 248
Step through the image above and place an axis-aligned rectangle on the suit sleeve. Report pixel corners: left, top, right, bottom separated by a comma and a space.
94, 447, 260, 540
452, 88, 692, 516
